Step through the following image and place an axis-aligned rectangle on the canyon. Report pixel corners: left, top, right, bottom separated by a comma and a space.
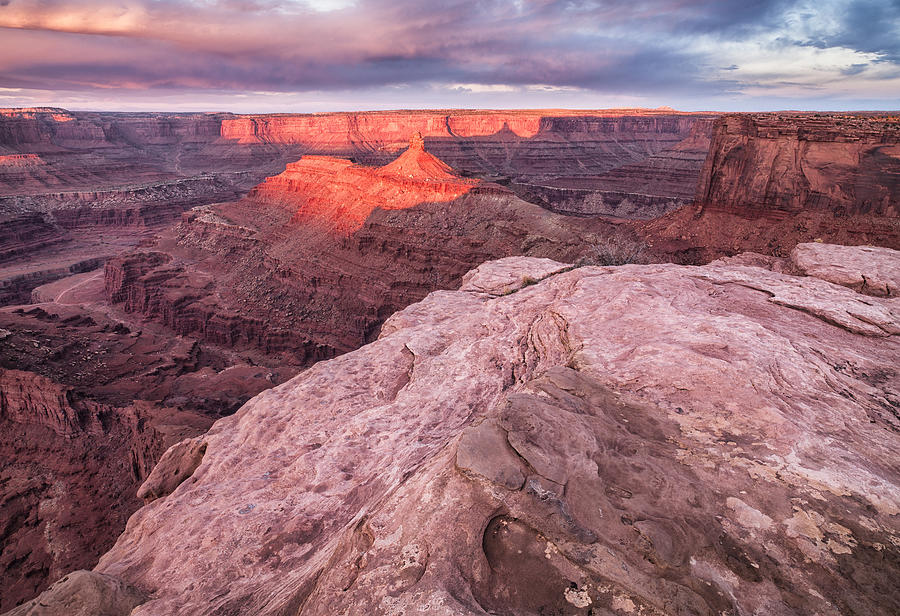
1, 107, 899, 613
10, 244, 900, 615
0, 107, 712, 309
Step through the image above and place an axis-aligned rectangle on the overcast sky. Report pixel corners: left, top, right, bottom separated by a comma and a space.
1, 0, 898, 112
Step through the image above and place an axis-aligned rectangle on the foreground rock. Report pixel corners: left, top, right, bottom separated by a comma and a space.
791, 242, 900, 297
3, 571, 145, 616
16, 243, 898, 615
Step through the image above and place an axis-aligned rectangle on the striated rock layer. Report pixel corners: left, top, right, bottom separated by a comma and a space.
17, 243, 898, 615
104, 139, 615, 363
644, 113, 900, 261
698, 114, 899, 217
0, 369, 174, 611
0, 107, 715, 216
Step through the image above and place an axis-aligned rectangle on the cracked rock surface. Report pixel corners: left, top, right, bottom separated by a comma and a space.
13, 244, 900, 616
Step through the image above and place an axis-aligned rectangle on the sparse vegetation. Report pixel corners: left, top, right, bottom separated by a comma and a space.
579, 231, 649, 266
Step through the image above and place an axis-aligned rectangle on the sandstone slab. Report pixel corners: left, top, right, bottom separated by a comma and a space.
791, 242, 900, 297
8, 246, 900, 616
3, 571, 145, 616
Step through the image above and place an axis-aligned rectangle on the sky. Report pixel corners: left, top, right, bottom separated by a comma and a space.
0, 0, 898, 112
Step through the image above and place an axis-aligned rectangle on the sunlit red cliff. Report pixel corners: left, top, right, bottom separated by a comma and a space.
1, 107, 899, 614
250, 132, 479, 234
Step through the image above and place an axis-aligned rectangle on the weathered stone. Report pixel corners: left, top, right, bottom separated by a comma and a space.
136, 436, 207, 503
792, 242, 900, 297
455, 420, 525, 490
460, 256, 571, 296
3, 571, 145, 616
11, 247, 899, 616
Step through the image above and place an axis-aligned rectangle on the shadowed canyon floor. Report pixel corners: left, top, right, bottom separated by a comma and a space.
8, 244, 899, 616
2, 108, 900, 611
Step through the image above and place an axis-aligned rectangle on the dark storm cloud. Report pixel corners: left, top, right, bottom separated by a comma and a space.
0, 0, 897, 102
794, 0, 900, 63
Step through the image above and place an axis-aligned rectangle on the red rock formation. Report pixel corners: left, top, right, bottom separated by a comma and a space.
8, 107, 900, 615
0, 287, 300, 608
105, 142, 611, 362
642, 113, 900, 260
791, 242, 899, 297
698, 113, 899, 217
0, 107, 714, 322
0, 369, 167, 611
252, 134, 478, 234
21, 245, 898, 616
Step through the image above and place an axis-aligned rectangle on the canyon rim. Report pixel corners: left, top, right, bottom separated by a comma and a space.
2, 1, 900, 614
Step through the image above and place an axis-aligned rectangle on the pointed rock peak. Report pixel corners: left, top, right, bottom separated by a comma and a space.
377, 132, 465, 182
409, 131, 426, 151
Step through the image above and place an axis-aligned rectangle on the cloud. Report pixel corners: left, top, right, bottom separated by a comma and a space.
0, 0, 898, 109
787, 0, 900, 63
841, 63, 868, 75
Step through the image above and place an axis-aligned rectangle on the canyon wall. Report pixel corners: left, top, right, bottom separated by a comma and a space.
0, 214, 68, 265
0, 107, 715, 217
0, 369, 165, 611
102, 140, 616, 363
644, 113, 900, 261
698, 113, 899, 217
0, 290, 299, 606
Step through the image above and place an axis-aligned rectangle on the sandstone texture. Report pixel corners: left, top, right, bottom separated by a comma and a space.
2, 570, 146, 616
18, 243, 896, 616
791, 242, 899, 297
645, 113, 900, 261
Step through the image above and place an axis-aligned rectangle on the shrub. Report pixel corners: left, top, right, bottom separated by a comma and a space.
585, 232, 649, 266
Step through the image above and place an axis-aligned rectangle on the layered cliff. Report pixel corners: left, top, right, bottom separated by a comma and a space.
224, 110, 716, 217
644, 113, 900, 260
104, 140, 613, 362
17, 243, 899, 615
0, 107, 715, 218
0, 214, 68, 265
0, 369, 166, 611
697, 113, 899, 217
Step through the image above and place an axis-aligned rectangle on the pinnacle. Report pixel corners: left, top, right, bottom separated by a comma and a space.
409, 132, 425, 150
